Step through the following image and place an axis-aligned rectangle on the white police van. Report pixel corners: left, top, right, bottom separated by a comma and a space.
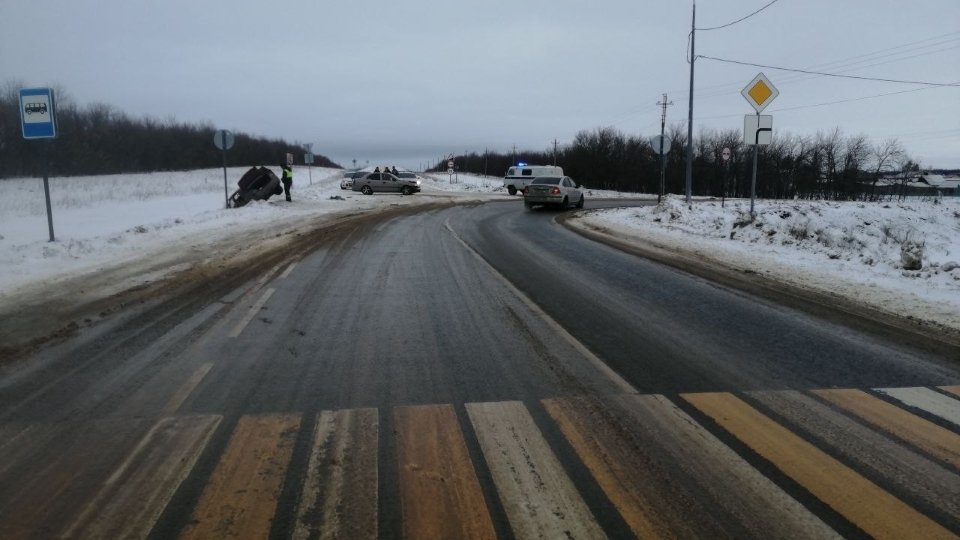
503, 164, 563, 195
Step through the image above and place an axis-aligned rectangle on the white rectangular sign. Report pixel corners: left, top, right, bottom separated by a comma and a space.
744, 115, 773, 146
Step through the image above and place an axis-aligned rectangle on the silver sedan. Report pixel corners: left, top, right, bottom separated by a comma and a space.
522, 176, 584, 210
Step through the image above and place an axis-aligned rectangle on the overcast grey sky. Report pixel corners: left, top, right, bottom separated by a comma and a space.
2, 0, 958, 170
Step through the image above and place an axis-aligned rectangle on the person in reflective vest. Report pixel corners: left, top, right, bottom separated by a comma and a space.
280, 163, 293, 201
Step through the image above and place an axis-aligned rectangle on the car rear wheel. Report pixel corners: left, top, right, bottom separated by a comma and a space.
361, 185, 373, 195
524, 200, 534, 210
507, 186, 517, 196
561, 196, 568, 209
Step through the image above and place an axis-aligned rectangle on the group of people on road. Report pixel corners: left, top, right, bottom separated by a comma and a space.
374, 166, 399, 176
272, 163, 400, 204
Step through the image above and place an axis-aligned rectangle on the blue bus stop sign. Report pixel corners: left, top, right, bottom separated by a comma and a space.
20, 88, 57, 139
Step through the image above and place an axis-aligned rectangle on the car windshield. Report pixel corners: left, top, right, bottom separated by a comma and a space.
398, 173, 416, 179
531, 177, 561, 185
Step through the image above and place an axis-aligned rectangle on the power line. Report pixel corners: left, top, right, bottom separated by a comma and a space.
697, 0, 782, 31
693, 43, 960, 100
686, 30, 960, 96
698, 55, 960, 87
694, 83, 955, 121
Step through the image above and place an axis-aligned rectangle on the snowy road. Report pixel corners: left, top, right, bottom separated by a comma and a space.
0, 199, 958, 539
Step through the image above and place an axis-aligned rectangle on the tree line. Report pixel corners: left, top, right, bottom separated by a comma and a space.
0, 81, 339, 178
434, 125, 941, 201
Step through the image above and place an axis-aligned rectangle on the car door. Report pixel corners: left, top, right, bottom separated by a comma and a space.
365, 173, 381, 191
566, 177, 582, 204
560, 177, 573, 205
382, 173, 400, 192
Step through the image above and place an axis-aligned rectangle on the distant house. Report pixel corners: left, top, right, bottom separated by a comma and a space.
869, 173, 960, 197
916, 174, 960, 196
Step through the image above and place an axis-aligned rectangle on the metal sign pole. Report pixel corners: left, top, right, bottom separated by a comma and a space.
659, 140, 665, 205
41, 140, 55, 242
221, 131, 229, 209
750, 112, 759, 216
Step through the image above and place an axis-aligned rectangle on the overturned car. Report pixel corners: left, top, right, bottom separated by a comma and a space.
228, 166, 284, 208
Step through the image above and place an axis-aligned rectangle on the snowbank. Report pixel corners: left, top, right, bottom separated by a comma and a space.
576, 195, 960, 331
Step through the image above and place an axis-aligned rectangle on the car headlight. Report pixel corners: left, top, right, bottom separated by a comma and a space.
416, 180, 421, 186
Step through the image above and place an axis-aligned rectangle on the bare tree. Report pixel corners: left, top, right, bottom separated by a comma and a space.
868, 138, 906, 200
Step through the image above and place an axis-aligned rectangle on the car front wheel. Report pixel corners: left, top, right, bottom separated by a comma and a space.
576, 195, 584, 208
361, 185, 373, 195
401, 186, 413, 195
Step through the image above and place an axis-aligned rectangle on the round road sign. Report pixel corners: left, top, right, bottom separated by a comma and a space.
213, 129, 234, 150
447, 167, 454, 173
650, 135, 671, 154
722, 147, 731, 161
447, 160, 454, 168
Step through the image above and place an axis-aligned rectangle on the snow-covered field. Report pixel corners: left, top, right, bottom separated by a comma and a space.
574, 195, 960, 331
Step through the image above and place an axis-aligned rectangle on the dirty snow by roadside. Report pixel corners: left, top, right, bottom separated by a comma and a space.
574, 195, 960, 331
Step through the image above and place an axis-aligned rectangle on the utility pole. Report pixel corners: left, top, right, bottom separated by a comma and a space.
552, 138, 559, 166
512, 144, 517, 165
657, 93, 674, 204
484, 147, 488, 176
685, 1, 696, 204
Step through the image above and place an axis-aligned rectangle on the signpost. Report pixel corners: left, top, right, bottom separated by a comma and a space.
741, 73, 778, 216
650, 135, 672, 204
447, 156, 455, 184
214, 129, 234, 208
721, 147, 731, 208
20, 88, 58, 241
303, 143, 314, 185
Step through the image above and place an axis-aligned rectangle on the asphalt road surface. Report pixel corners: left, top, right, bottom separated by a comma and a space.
1, 198, 959, 540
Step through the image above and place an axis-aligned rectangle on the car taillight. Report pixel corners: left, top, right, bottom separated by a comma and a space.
522, 187, 529, 194
552, 187, 560, 195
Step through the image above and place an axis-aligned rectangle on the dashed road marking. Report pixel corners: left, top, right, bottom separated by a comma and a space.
161, 363, 213, 415
61, 415, 221, 540
280, 260, 299, 279
228, 288, 274, 338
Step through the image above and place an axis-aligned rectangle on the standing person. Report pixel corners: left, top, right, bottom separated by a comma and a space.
280, 163, 293, 201
391, 166, 399, 176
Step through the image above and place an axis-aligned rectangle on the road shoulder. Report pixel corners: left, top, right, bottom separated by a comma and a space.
560, 212, 960, 362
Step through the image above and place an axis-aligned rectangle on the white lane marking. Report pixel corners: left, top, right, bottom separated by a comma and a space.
444, 218, 637, 395
876, 387, 960, 427
294, 408, 378, 540
258, 263, 283, 287
61, 415, 222, 540
466, 401, 607, 540
161, 363, 214, 415
280, 260, 299, 279
228, 288, 275, 338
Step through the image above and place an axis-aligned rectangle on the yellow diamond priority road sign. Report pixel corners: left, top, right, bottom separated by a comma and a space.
741, 72, 779, 113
